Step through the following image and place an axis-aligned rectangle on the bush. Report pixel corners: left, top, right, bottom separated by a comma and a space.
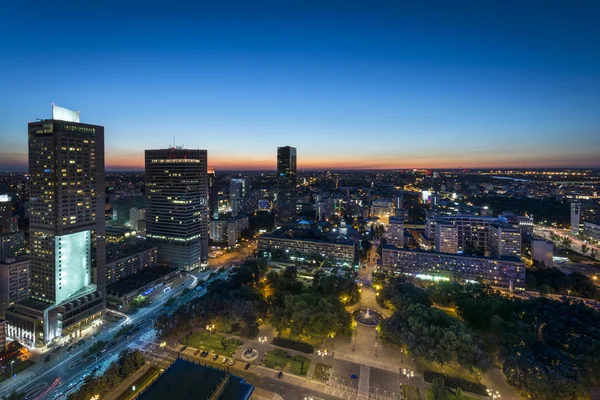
273, 337, 314, 354
423, 371, 487, 396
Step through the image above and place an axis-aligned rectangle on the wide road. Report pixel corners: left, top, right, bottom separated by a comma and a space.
0, 269, 217, 399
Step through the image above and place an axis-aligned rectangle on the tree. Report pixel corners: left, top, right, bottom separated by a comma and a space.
562, 236, 572, 249
582, 243, 589, 254
431, 377, 448, 400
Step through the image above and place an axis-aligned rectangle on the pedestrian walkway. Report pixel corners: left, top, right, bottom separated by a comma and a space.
358, 366, 370, 397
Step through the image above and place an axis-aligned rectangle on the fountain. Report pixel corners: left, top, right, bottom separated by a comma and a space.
241, 347, 259, 362
353, 308, 382, 327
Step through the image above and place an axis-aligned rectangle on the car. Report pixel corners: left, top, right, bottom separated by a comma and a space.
193, 349, 200, 356
212, 354, 219, 361
244, 363, 251, 370
277, 371, 283, 379
349, 374, 358, 379
180, 346, 187, 352
228, 359, 235, 366
201, 351, 209, 357
221, 357, 228, 364
45, 355, 52, 363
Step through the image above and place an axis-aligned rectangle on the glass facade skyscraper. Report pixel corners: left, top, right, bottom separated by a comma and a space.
276, 146, 297, 224
145, 148, 208, 270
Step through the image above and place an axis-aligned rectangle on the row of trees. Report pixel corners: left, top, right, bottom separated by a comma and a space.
427, 282, 600, 400
69, 349, 145, 400
526, 266, 600, 300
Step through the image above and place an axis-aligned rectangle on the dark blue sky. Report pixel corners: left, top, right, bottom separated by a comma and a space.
1, 1, 599, 170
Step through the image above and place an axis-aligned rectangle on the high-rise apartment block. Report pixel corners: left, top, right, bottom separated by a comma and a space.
276, 146, 297, 224
571, 202, 600, 235
6, 105, 105, 346
230, 178, 249, 217
0, 195, 14, 234
435, 222, 458, 254
386, 216, 405, 248
130, 207, 146, 232
0, 231, 26, 261
145, 148, 208, 270
0, 257, 30, 318
487, 223, 521, 258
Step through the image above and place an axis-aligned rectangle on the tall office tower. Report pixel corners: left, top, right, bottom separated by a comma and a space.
229, 178, 249, 217
208, 168, 219, 220
393, 195, 404, 217
435, 222, 458, 254
145, 148, 208, 270
571, 201, 600, 235
487, 223, 522, 258
276, 146, 297, 224
0, 195, 13, 234
386, 216, 405, 248
6, 105, 105, 346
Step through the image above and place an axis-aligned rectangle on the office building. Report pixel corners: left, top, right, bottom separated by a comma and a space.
209, 220, 228, 243
6, 105, 105, 346
208, 167, 219, 220
523, 237, 554, 267
487, 223, 521, 258
381, 246, 525, 290
0, 257, 30, 318
435, 222, 458, 254
386, 216, 405, 248
276, 146, 297, 224
111, 198, 131, 227
0, 195, 14, 234
584, 222, 600, 241
571, 202, 600, 235
130, 207, 146, 232
0, 231, 26, 261
145, 148, 208, 270
426, 214, 497, 253
230, 178, 249, 217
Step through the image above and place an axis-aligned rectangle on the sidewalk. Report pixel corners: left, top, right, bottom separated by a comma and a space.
104, 362, 152, 400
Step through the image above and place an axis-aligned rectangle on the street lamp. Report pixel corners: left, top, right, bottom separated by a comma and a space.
10, 360, 15, 377
206, 324, 215, 336
317, 349, 327, 361
487, 389, 500, 399
375, 342, 378, 358
258, 336, 268, 344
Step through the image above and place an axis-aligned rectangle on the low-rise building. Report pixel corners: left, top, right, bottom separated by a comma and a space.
258, 228, 358, 267
381, 245, 525, 290
106, 267, 180, 308
105, 241, 158, 285
584, 222, 600, 241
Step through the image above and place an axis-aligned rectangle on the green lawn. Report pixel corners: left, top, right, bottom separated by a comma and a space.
180, 331, 243, 356
0, 360, 35, 383
263, 349, 311, 376
426, 388, 478, 400
402, 385, 421, 400
313, 363, 332, 382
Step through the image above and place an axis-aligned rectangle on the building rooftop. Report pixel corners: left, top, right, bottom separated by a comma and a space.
260, 228, 356, 246
106, 267, 178, 296
139, 358, 253, 400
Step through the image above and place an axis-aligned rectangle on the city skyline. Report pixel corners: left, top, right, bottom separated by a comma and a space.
1, 1, 600, 171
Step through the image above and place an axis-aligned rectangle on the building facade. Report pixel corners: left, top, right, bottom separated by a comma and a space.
145, 148, 208, 270
487, 223, 521, 258
435, 222, 458, 254
6, 105, 106, 346
276, 146, 297, 224
381, 246, 525, 290
208, 168, 219, 220
386, 216, 404, 248
0, 231, 26, 262
0, 195, 14, 234
0, 257, 29, 318
571, 202, 600, 235
584, 222, 600, 241
106, 243, 157, 284
258, 232, 357, 266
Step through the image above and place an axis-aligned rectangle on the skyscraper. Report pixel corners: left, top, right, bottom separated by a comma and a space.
276, 146, 297, 224
230, 178, 249, 217
208, 167, 219, 220
6, 105, 105, 346
145, 148, 208, 270
0, 195, 13, 234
